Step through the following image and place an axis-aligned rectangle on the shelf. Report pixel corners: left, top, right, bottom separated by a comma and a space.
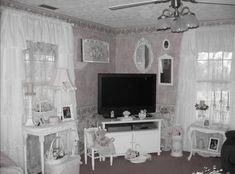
101, 116, 162, 124
23, 120, 77, 136
192, 148, 220, 155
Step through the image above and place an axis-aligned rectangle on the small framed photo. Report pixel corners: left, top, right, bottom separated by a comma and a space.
203, 119, 210, 127
62, 105, 73, 121
208, 137, 219, 151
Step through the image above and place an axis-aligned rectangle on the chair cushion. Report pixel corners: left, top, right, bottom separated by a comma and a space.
225, 130, 235, 142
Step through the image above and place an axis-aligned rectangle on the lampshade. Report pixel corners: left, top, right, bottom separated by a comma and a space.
52, 68, 76, 91
156, 17, 172, 30
181, 12, 199, 29
156, 4, 199, 33
171, 17, 188, 33
156, 9, 172, 30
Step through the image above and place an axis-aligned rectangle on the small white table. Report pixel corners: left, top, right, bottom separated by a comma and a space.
23, 120, 78, 174
187, 122, 228, 160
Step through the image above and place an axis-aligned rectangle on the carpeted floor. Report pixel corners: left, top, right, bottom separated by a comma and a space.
80, 151, 221, 174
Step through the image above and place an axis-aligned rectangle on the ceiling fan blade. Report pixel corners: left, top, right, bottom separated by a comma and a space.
182, 0, 235, 6
109, 0, 170, 10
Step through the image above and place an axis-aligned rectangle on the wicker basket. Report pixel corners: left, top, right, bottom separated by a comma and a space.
46, 136, 66, 165
125, 144, 151, 163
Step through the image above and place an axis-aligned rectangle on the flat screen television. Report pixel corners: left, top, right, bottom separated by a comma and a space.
98, 73, 156, 118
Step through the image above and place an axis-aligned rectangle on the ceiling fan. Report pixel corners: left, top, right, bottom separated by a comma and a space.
109, 0, 235, 33
109, 0, 235, 11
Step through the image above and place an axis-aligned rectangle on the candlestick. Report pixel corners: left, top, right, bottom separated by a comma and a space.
220, 90, 222, 103
213, 91, 216, 106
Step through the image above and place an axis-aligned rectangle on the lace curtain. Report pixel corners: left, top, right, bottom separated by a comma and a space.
25, 41, 57, 84
0, 8, 76, 168
195, 25, 235, 127
25, 41, 57, 114
176, 25, 235, 151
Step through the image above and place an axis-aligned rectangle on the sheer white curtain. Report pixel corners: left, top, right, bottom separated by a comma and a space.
195, 25, 235, 128
228, 27, 235, 130
176, 30, 197, 151
176, 25, 235, 151
0, 8, 76, 168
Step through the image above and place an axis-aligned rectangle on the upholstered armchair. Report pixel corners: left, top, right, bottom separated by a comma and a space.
221, 130, 235, 174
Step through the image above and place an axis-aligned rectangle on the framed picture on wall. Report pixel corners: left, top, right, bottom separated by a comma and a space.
81, 39, 109, 63
62, 105, 73, 121
208, 137, 219, 151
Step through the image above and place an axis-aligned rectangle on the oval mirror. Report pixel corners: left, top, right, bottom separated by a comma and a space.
163, 39, 170, 50
133, 38, 154, 73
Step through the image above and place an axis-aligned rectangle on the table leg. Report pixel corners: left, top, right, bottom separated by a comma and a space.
188, 151, 193, 160
24, 134, 28, 174
39, 136, 45, 174
188, 129, 193, 161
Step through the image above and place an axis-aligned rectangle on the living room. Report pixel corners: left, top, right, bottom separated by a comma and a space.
0, 0, 235, 174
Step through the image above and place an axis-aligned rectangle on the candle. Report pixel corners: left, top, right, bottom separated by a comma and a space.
39, 102, 42, 112
200, 100, 205, 106
220, 90, 222, 103
27, 83, 33, 94
227, 92, 229, 106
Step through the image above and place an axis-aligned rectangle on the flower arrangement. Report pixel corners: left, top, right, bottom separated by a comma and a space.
195, 100, 209, 111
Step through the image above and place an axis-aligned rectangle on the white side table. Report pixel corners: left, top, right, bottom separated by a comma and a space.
23, 120, 78, 174
187, 122, 228, 160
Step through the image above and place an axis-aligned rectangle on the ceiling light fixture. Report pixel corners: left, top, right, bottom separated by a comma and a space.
156, 0, 199, 32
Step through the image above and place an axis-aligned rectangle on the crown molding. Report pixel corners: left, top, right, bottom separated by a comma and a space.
1, 0, 235, 35
200, 18, 235, 27
114, 18, 235, 35
1, 0, 116, 35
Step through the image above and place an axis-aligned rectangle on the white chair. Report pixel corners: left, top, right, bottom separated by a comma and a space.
84, 127, 113, 170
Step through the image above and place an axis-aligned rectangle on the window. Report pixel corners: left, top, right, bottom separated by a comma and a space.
24, 41, 57, 113
24, 41, 57, 85
196, 51, 232, 124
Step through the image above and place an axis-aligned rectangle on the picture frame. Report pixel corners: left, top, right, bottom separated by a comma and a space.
81, 39, 109, 63
62, 105, 73, 121
208, 137, 219, 151
203, 119, 210, 127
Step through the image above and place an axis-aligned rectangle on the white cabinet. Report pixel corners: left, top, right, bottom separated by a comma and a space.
106, 131, 132, 155
102, 117, 162, 156
133, 130, 160, 154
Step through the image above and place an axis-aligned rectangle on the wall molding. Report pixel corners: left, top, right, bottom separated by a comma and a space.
2, 0, 235, 35
114, 18, 235, 35
1, 0, 116, 35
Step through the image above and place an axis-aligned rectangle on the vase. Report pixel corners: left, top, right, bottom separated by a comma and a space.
198, 110, 205, 123
171, 135, 183, 157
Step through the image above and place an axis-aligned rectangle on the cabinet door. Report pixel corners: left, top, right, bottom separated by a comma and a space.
106, 131, 132, 156
132, 130, 160, 154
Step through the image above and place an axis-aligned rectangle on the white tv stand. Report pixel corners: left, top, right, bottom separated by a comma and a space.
101, 116, 162, 156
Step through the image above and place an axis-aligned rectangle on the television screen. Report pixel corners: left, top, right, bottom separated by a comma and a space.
98, 73, 156, 118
